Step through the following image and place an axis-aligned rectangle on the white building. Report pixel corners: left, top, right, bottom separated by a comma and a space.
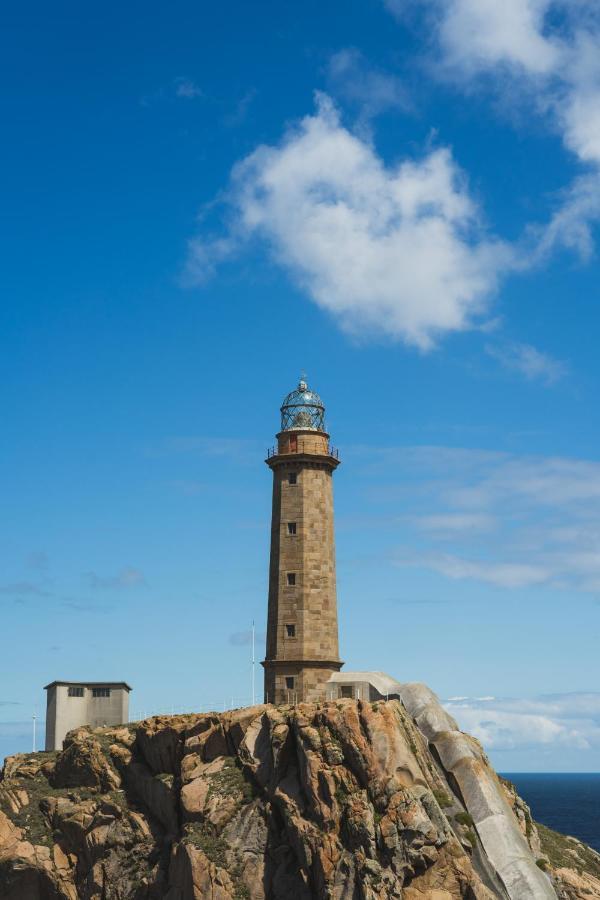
44, 680, 131, 751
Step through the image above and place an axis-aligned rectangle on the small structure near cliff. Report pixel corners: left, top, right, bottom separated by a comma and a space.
44, 681, 131, 751
2, 689, 597, 900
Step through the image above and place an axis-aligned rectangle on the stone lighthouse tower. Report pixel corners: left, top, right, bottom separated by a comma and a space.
263, 378, 343, 704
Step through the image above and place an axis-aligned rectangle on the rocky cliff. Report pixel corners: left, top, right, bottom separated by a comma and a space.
1, 693, 599, 900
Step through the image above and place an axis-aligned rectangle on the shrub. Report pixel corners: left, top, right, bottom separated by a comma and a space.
433, 789, 453, 808
455, 811, 474, 827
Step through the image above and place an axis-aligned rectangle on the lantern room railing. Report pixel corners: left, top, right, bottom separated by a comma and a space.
267, 443, 340, 460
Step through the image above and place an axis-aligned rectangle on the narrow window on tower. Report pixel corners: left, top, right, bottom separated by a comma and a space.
286, 624, 296, 638
289, 472, 297, 485
287, 522, 297, 535
285, 677, 295, 690
287, 572, 296, 586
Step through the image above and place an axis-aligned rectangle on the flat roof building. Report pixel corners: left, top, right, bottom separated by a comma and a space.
44, 680, 131, 751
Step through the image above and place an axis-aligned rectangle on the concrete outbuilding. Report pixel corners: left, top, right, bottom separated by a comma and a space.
325, 671, 402, 702
44, 680, 131, 751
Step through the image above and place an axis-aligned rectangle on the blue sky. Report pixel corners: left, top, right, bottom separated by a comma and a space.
2, 0, 600, 771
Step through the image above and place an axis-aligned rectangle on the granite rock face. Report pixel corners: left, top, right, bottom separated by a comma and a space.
0, 697, 596, 899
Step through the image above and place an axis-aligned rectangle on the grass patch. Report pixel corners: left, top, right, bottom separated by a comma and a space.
156, 773, 174, 787
465, 829, 477, 847
183, 821, 229, 867
455, 811, 474, 827
334, 781, 349, 805
206, 759, 255, 805
433, 789, 453, 809
537, 822, 600, 878
0, 775, 66, 847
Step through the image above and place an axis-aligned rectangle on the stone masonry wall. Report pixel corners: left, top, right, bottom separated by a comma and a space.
264, 449, 341, 704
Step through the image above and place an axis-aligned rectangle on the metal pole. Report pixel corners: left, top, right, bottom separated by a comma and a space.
252, 620, 256, 705
32, 713, 36, 753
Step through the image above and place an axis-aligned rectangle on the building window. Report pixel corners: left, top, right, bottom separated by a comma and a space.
285, 676, 295, 690
287, 522, 297, 535
286, 624, 296, 638
289, 472, 297, 485
92, 688, 111, 698
287, 572, 296, 586
341, 685, 354, 699
68, 686, 84, 698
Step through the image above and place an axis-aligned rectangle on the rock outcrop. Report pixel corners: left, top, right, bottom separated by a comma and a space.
0, 695, 598, 899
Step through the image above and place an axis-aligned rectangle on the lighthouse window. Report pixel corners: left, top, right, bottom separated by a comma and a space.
287, 572, 296, 586
285, 677, 295, 690
289, 472, 297, 484
286, 624, 296, 637
287, 522, 297, 535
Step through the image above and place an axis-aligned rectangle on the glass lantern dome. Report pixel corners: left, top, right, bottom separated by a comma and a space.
280, 378, 325, 432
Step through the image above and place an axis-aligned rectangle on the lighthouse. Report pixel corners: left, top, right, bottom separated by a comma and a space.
263, 378, 343, 704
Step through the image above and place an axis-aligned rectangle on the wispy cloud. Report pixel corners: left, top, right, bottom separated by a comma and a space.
186, 93, 513, 349
152, 436, 260, 462
223, 88, 257, 127
25, 551, 49, 573
414, 512, 497, 535
326, 48, 410, 126
0, 581, 51, 597
359, 444, 600, 591
61, 599, 115, 613
141, 77, 202, 107
401, 552, 550, 588
85, 568, 146, 590
174, 77, 202, 99
486, 341, 567, 385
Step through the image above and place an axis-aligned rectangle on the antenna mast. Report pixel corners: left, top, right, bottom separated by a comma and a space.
252, 620, 256, 705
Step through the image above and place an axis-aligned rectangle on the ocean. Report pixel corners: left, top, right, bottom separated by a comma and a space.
504, 773, 600, 853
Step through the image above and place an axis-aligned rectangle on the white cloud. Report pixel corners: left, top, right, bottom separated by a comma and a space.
445, 692, 600, 752
401, 0, 600, 253
434, 0, 560, 76
187, 94, 512, 348
485, 341, 567, 384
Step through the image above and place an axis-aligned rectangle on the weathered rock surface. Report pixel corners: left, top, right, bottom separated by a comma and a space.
0, 696, 596, 899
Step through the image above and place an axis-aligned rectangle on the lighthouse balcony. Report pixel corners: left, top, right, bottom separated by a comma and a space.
266, 440, 340, 460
